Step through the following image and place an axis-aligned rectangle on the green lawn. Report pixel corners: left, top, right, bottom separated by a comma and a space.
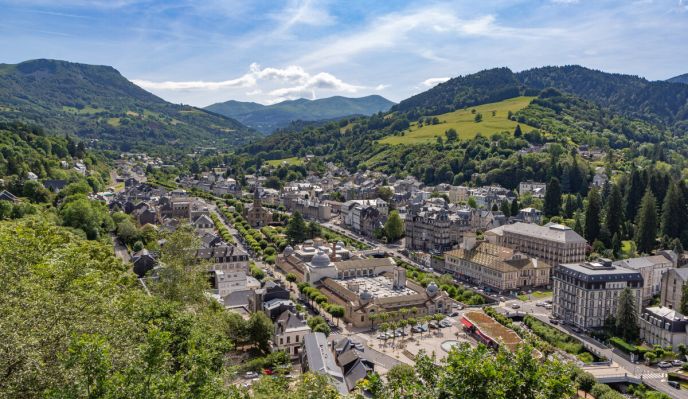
517, 290, 552, 301
265, 157, 304, 167
106, 117, 121, 127
379, 96, 537, 145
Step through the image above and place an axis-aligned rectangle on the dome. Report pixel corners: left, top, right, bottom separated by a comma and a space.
426, 282, 439, 297
310, 250, 331, 268
336, 241, 345, 248
359, 289, 373, 302
283, 245, 294, 256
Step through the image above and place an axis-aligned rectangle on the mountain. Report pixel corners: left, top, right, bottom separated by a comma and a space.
205, 95, 395, 133
668, 73, 688, 84
0, 59, 259, 154
394, 65, 688, 133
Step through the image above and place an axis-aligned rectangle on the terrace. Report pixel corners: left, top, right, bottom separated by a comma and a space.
462, 311, 523, 352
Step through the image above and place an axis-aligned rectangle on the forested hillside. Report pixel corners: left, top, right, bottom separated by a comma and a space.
206, 95, 394, 133
0, 59, 259, 154
394, 66, 688, 134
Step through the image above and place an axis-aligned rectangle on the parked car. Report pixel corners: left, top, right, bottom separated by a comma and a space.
449, 311, 460, 317
668, 381, 681, 389
658, 361, 673, 369
429, 321, 439, 329
420, 323, 429, 332
245, 371, 260, 379
511, 303, 521, 309
439, 320, 452, 328
352, 342, 365, 351
672, 360, 684, 367
499, 296, 506, 302
544, 304, 553, 310
549, 318, 559, 325
377, 333, 388, 340
535, 301, 545, 307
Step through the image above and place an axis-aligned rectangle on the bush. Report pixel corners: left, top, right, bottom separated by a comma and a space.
524, 315, 586, 356
609, 337, 638, 354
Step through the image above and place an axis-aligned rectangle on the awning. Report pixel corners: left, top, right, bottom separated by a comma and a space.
460, 318, 473, 329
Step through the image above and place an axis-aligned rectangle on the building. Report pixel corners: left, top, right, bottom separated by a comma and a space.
552, 259, 643, 329
660, 268, 688, 310
192, 214, 215, 230
444, 234, 551, 293
301, 332, 348, 394
613, 253, 675, 304
243, 189, 273, 228
518, 181, 547, 198
285, 197, 332, 221
485, 222, 587, 266
341, 199, 388, 237
639, 306, 688, 352
271, 303, 311, 359
514, 207, 543, 224
132, 249, 158, 277
197, 245, 250, 295
461, 311, 523, 352
332, 337, 374, 392
405, 199, 456, 252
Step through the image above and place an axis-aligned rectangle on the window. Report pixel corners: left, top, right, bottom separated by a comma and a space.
287, 336, 290, 344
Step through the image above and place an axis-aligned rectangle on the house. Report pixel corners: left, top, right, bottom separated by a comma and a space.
192, 214, 215, 230
613, 253, 675, 304
43, 179, 67, 192
660, 268, 688, 310
273, 307, 311, 358
132, 249, 158, 277
518, 181, 546, 198
639, 306, 688, 352
341, 199, 388, 236
552, 259, 643, 330
301, 332, 348, 394
332, 337, 374, 392
132, 205, 158, 226
0, 190, 18, 203
514, 207, 543, 224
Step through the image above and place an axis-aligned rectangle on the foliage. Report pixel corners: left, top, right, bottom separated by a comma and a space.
636, 190, 658, 254
384, 210, 404, 242
523, 315, 587, 356
615, 287, 639, 342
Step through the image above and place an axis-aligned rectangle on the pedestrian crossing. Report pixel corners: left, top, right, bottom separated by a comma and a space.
638, 372, 667, 380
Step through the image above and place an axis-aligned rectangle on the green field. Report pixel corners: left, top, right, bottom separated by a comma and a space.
61, 105, 107, 115
379, 96, 537, 145
265, 157, 304, 167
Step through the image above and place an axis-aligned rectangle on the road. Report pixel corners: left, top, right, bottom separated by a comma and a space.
112, 235, 130, 262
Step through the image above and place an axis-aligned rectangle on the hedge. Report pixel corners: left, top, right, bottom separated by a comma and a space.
609, 337, 640, 354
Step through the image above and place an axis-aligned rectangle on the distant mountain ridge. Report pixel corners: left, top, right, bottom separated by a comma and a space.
393, 65, 688, 132
0, 59, 259, 154
668, 73, 688, 84
205, 95, 395, 133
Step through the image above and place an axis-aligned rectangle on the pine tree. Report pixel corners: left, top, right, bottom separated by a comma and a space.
286, 212, 307, 244
625, 169, 644, 222
563, 195, 576, 219
612, 233, 621, 257
510, 197, 519, 217
605, 184, 623, 239
615, 288, 639, 342
544, 177, 562, 217
513, 124, 522, 138
500, 199, 511, 217
661, 183, 685, 239
584, 188, 601, 243
635, 190, 658, 254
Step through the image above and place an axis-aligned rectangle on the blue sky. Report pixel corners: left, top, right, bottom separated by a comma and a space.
1, 0, 687, 106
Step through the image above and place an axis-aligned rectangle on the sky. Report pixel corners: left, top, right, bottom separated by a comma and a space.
0, 0, 686, 107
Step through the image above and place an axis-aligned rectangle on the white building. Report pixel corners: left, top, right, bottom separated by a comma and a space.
552, 259, 643, 329
613, 253, 675, 304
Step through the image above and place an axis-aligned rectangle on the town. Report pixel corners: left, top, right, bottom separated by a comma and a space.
82, 149, 688, 398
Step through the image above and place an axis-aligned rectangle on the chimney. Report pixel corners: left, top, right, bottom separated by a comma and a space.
331, 241, 337, 261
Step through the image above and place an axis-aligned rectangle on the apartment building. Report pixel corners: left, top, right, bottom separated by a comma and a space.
552, 259, 643, 329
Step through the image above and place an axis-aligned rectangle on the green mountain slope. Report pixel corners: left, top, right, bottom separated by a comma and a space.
394, 65, 688, 133
0, 59, 260, 153
668, 73, 688, 84
205, 95, 395, 133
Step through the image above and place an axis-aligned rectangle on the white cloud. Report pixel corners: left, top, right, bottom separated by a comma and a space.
421, 77, 450, 87
272, 0, 335, 32
551, 0, 580, 3
133, 63, 376, 103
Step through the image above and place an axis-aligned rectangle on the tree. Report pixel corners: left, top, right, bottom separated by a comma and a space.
445, 128, 458, 142
584, 187, 602, 243
384, 210, 404, 242
306, 221, 322, 239
661, 183, 685, 239
474, 113, 483, 123
510, 197, 519, 216
499, 199, 511, 217
616, 287, 639, 342
576, 372, 596, 393
376, 186, 394, 202
151, 225, 209, 303
544, 177, 562, 217
247, 312, 274, 354
286, 212, 307, 244
636, 190, 658, 254
606, 184, 623, 238
59, 195, 114, 240
513, 124, 522, 138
